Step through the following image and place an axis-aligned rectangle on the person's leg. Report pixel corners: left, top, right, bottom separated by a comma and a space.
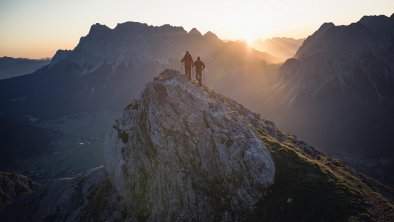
185, 66, 190, 80
195, 69, 198, 81
197, 71, 202, 85
187, 67, 191, 80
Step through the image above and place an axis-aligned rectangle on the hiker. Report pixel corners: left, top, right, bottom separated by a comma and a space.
181, 51, 193, 81
193, 57, 205, 86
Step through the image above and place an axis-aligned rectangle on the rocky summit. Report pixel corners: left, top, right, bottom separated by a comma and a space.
1, 69, 393, 222
105, 69, 275, 221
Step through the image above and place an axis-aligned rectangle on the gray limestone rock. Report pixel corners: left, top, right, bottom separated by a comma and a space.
105, 69, 275, 221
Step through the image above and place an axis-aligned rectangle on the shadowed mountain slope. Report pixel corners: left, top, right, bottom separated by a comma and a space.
263, 14, 394, 184
1, 70, 393, 221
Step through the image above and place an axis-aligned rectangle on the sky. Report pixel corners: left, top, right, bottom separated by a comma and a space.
0, 0, 393, 58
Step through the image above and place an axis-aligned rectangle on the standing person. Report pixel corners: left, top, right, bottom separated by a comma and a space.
181, 51, 193, 81
193, 57, 205, 86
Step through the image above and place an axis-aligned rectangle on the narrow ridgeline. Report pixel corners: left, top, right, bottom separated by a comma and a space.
1, 69, 393, 221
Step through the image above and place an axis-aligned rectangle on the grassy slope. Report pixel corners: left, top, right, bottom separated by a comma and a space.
245, 128, 394, 222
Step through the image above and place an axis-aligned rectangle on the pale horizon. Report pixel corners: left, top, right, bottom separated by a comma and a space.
0, 0, 393, 59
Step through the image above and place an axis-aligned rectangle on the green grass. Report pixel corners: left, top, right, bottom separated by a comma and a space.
244, 133, 376, 222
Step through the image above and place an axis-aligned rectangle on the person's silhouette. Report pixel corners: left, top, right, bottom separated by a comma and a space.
181, 51, 193, 80
193, 57, 205, 86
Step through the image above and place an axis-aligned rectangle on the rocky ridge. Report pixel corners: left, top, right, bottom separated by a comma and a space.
263, 14, 394, 184
275, 14, 394, 106
1, 70, 393, 221
105, 69, 275, 221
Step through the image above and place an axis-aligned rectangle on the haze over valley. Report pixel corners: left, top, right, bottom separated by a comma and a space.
1, 0, 393, 221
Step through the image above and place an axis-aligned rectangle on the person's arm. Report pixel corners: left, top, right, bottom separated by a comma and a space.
202, 62, 205, 69
181, 56, 185, 63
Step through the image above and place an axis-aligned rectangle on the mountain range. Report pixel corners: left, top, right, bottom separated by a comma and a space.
251, 37, 305, 62
0, 57, 50, 80
263, 14, 394, 184
1, 12, 394, 221
0, 22, 278, 120
0, 13, 393, 188
0, 22, 280, 183
1, 70, 393, 221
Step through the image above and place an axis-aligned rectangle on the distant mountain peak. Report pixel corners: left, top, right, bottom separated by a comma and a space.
114, 21, 150, 33
50, 49, 72, 66
89, 23, 111, 33
158, 24, 187, 33
358, 14, 390, 23
0, 57, 51, 79
203, 31, 219, 39
189, 27, 202, 36
318, 22, 335, 32
357, 14, 394, 34
278, 13, 394, 105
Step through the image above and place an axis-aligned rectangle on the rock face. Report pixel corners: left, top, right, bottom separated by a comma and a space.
276, 15, 394, 106
0, 21, 278, 121
105, 69, 275, 221
1, 69, 393, 221
0, 171, 39, 207
0, 166, 127, 221
264, 14, 394, 184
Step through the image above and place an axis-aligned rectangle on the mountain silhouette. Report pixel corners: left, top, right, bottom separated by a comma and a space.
0, 57, 50, 80
0, 22, 278, 120
0, 21, 280, 183
251, 37, 305, 62
264, 14, 394, 184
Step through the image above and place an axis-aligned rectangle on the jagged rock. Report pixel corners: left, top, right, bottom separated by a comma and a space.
0, 166, 128, 222
0, 20, 279, 122
49, 49, 71, 67
105, 69, 275, 221
0, 171, 39, 208
2, 69, 393, 222
189, 28, 202, 36
267, 14, 394, 184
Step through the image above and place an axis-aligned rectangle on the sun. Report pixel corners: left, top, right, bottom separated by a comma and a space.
244, 36, 255, 46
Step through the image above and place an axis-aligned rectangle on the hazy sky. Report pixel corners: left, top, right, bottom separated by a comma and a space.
1, 0, 393, 58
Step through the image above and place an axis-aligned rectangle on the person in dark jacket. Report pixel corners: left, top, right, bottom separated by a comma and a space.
192, 57, 205, 86
181, 51, 193, 80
